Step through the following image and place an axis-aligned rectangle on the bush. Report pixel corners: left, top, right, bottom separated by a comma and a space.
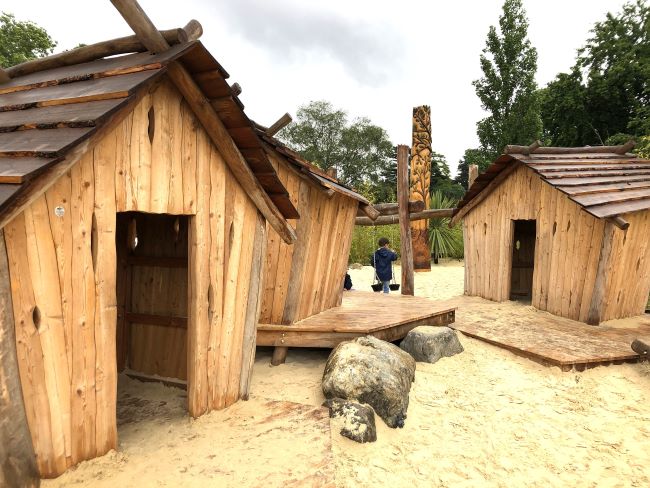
349, 225, 401, 265
429, 191, 464, 263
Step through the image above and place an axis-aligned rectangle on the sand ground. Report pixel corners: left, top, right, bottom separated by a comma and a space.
44, 260, 650, 488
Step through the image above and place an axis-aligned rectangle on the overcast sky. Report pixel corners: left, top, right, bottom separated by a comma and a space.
3, 0, 630, 175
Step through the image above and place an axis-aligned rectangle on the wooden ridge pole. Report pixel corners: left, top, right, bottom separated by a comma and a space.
397, 145, 414, 295
110, 0, 296, 244
5, 25, 201, 79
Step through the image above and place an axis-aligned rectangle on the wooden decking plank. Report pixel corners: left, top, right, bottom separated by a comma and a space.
444, 296, 650, 368
257, 291, 456, 346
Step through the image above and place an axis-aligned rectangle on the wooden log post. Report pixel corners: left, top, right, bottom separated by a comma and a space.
468, 164, 479, 189
410, 106, 432, 271
587, 221, 617, 325
398, 145, 415, 295
0, 230, 40, 488
239, 212, 267, 397
358, 202, 380, 221
266, 113, 292, 136
272, 184, 313, 366
109, 0, 296, 245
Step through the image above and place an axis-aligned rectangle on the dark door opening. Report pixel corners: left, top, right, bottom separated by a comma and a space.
510, 220, 536, 302
115, 213, 189, 412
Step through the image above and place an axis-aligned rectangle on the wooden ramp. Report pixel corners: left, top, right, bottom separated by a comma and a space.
257, 291, 456, 348
444, 296, 650, 371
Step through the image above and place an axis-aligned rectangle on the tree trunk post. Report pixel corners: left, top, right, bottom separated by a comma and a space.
468, 164, 479, 189
0, 230, 40, 488
398, 145, 415, 296
409, 106, 432, 271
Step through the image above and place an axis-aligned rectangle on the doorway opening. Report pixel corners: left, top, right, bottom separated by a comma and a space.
510, 219, 536, 302
115, 212, 190, 426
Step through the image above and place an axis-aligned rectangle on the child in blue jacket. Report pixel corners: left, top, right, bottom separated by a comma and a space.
371, 237, 398, 293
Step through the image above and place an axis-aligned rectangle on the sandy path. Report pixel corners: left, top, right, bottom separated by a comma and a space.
44, 260, 650, 487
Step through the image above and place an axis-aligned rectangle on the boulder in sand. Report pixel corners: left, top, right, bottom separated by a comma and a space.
400, 326, 463, 363
323, 398, 377, 443
322, 336, 416, 428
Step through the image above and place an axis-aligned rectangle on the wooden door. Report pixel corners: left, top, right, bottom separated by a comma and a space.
510, 220, 536, 301
116, 213, 189, 382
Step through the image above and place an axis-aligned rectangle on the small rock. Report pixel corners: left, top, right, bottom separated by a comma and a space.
400, 326, 464, 363
349, 263, 363, 270
322, 336, 416, 428
323, 398, 377, 443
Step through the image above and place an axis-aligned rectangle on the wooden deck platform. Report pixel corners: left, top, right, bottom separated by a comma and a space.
257, 291, 456, 348
444, 296, 650, 371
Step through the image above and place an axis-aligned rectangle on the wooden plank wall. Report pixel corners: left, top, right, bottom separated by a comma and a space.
602, 211, 650, 321
259, 152, 358, 325
463, 164, 611, 322
3, 78, 263, 477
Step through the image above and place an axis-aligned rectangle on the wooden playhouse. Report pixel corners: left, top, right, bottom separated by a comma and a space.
452, 143, 650, 325
0, 24, 303, 480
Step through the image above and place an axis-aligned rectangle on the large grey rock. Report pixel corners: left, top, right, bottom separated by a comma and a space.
400, 326, 464, 363
322, 336, 416, 428
323, 398, 377, 443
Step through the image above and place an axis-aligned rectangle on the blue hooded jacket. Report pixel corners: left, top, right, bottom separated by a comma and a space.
372, 247, 398, 281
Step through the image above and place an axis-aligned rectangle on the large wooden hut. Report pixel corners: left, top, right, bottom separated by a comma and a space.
0, 32, 301, 479
452, 143, 650, 325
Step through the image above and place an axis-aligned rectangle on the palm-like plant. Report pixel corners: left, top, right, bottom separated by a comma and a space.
428, 190, 463, 264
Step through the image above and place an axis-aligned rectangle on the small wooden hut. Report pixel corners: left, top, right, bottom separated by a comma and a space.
256, 134, 368, 324
0, 33, 300, 479
252, 132, 370, 364
452, 143, 650, 325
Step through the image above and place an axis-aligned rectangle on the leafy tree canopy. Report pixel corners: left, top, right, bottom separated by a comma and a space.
280, 100, 396, 202
541, 0, 649, 146
473, 0, 542, 161
0, 12, 56, 68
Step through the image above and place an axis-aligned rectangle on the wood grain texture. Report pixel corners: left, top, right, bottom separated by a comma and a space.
4, 76, 268, 476
461, 164, 650, 323
261, 149, 358, 326
0, 229, 39, 488
410, 106, 431, 271
397, 145, 414, 295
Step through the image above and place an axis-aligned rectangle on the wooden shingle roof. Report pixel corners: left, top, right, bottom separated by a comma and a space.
452, 144, 650, 225
256, 129, 370, 205
0, 40, 299, 226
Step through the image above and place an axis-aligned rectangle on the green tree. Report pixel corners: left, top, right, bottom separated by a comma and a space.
428, 191, 463, 264
430, 151, 465, 200
540, 1, 649, 147
0, 12, 56, 67
280, 100, 396, 202
473, 0, 542, 161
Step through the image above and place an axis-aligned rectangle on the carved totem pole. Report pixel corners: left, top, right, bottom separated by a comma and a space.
409, 105, 432, 271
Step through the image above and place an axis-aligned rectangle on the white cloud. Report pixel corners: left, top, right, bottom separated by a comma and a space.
1, 0, 630, 176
